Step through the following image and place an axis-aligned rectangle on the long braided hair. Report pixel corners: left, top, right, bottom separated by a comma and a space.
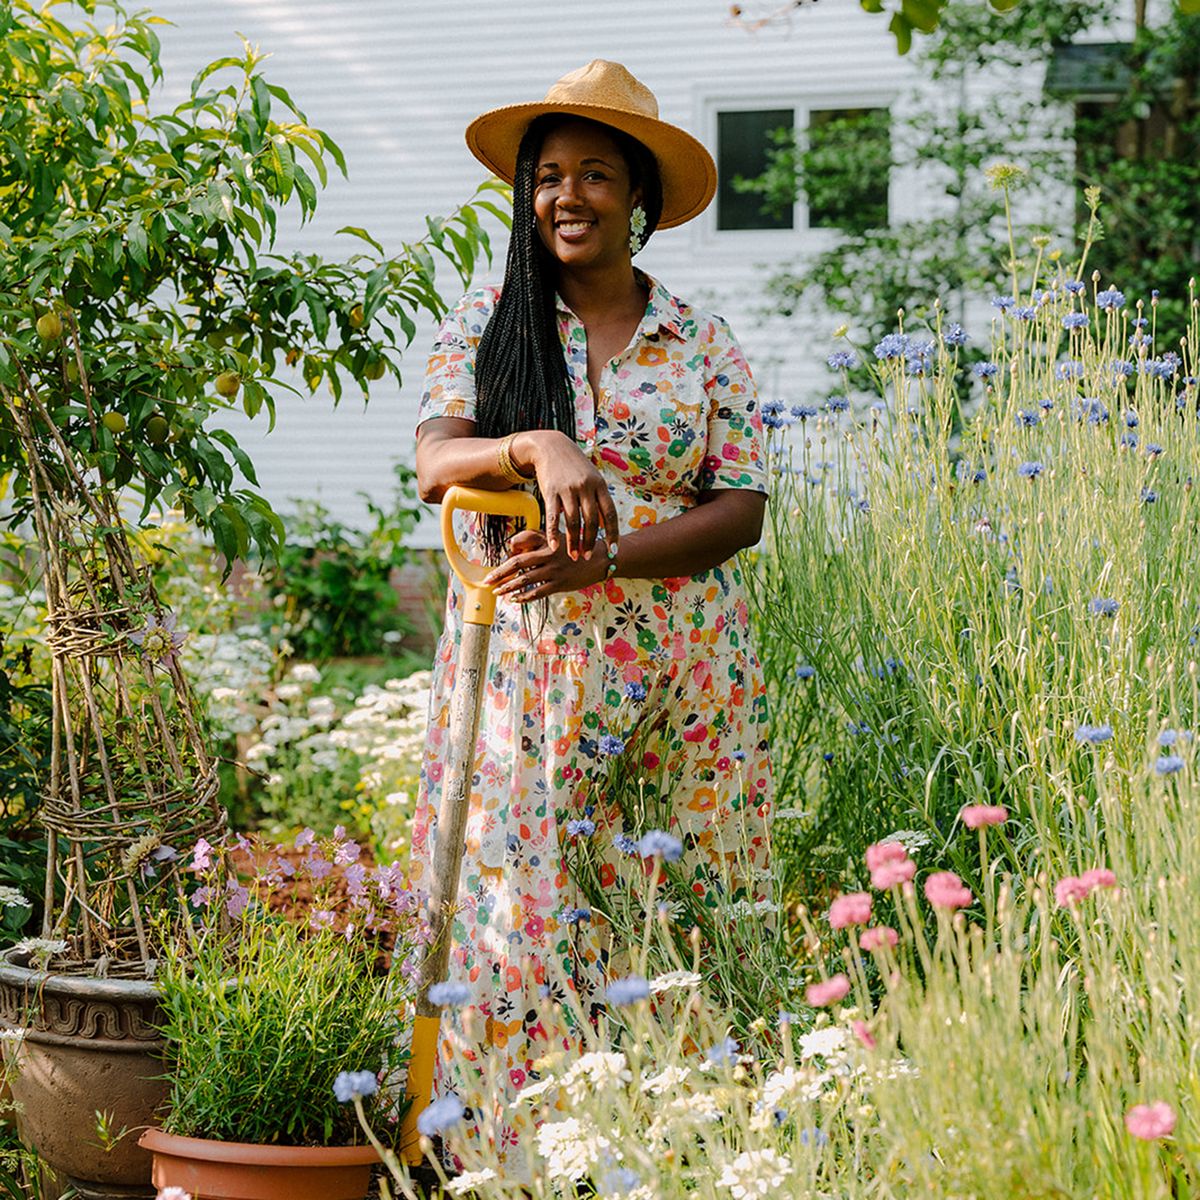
474, 113, 664, 563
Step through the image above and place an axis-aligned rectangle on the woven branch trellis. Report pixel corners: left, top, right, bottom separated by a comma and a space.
4, 326, 225, 977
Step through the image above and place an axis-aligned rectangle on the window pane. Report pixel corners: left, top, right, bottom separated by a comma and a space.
716, 109, 795, 231
805, 108, 890, 233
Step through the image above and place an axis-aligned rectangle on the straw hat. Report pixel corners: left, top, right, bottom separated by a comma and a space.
465, 60, 717, 230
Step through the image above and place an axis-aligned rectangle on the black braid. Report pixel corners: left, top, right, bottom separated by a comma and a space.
474, 113, 664, 564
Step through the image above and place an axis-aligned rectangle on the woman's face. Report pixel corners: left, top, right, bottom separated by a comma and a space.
533, 120, 641, 271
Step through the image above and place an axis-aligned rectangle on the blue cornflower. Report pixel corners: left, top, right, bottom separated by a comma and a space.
795, 664, 817, 680
704, 1036, 741, 1066
792, 404, 819, 420
1151, 357, 1179, 380
732, 750, 746, 762
972, 467, 987, 483
606, 975, 650, 1006
333, 1070, 379, 1103
623, 681, 647, 702
972, 361, 998, 380
566, 818, 596, 838
1097, 288, 1126, 310
1077, 398, 1109, 425
1156, 754, 1185, 775
562, 907, 591, 925
1141, 487, 1158, 504
1134, 317, 1149, 329
761, 400, 791, 430
943, 322, 969, 347
827, 350, 857, 370
1064, 280, 1086, 294
613, 833, 638, 856
1124, 409, 1139, 428
1111, 359, 1135, 379
1130, 333, 1153, 351
1056, 360, 1084, 380
1075, 723, 1114, 744
427, 980, 472, 1007
1039, 396, 1055, 411
777, 1010, 803, 1026
873, 332, 911, 361
637, 830, 683, 861
1089, 597, 1120, 617
1147, 442, 1164, 457
1159, 729, 1180, 747
1016, 409, 1041, 428
417, 1093, 465, 1137
991, 295, 1015, 311
1012, 306, 1037, 321
1120, 433, 1139, 450
1063, 312, 1089, 330
1016, 460, 1044, 479
847, 720, 872, 736
597, 1167, 642, 1197
826, 395, 850, 413
598, 734, 625, 757
855, 497, 871, 513
799, 1127, 831, 1148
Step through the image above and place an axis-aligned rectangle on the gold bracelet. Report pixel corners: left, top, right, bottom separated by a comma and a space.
497, 432, 532, 485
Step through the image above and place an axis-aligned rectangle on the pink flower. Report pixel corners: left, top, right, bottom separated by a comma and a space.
870, 857, 916, 890
295, 828, 316, 849
924, 871, 973, 910
961, 804, 1007, 829
866, 840, 909, 871
224, 879, 249, 919
806, 973, 851, 1008
828, 892, 873, 929
1125, 1101, 1176, 1141
851, 1019, 876, 1049
859, 925, 899, 951
1055, 868, 1117, 907
190, 837, 213, 873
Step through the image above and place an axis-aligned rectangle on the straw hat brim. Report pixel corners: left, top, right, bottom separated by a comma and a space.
465, 101, 717, 230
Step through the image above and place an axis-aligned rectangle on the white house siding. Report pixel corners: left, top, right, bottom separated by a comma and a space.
145, 0, 1037, 545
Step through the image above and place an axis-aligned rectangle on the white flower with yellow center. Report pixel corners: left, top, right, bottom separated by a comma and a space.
716, 1149, 793, 1199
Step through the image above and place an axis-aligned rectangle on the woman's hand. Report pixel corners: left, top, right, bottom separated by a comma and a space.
513, 430, 620, 564
484, 529, 607, 603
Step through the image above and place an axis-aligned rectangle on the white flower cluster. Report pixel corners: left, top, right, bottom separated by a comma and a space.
183, 625, 277, 739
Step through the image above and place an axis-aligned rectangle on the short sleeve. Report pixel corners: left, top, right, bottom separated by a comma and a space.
417, 286, 499, 427
699, 319, 769, 495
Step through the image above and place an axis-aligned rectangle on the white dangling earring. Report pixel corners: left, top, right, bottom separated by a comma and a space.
628, 204, 646, 255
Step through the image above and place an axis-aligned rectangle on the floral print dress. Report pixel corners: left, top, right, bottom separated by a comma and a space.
408, 271, 772, 1170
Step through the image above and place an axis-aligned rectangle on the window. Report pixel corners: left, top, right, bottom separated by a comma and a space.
712, 102, 891, 235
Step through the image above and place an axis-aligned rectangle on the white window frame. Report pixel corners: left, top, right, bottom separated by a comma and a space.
694, 89, 898, 255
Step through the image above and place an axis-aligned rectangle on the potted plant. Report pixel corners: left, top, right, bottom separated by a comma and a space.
138, 829, 418, 1200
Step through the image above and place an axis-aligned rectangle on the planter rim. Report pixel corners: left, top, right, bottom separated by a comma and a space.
138, 1126, 381, 1166
0, 946, 160, 1002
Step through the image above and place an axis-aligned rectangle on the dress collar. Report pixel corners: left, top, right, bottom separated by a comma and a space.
554, 270, 688, 343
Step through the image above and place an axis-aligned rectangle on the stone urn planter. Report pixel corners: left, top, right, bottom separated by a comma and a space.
138, 1128, 380, 1200
0, 949, 166, 1200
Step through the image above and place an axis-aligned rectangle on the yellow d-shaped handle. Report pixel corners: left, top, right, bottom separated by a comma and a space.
441, 486, 541, 626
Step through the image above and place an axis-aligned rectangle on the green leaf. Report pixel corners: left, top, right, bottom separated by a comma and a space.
1179, 0, 1200, 12
889, 12, 914, 54
191, 485, 218, 520
902, 0, 943, 33
190, 56, 244, 97
126, 219, 149, 269
210, 427, 260, 485
335, 226, 385, 256
860, 0, 885, 11
290, 132, 329, 189
265, 81, 307, 122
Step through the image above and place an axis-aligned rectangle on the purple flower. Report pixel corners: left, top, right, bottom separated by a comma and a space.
1075, 723, 1114, 744
598, 734, 626, 757
1089, 597, 1119, 618
1064, 280, 1085, 294
613, 833, 638, 856
428, 980, 472, 1007
825, 395, 849, 413
623, 681, 647, 702
1097, 288, 1126, 310
1147, 442, 1164, 457
1016, 410, 1040, 428
637, 830, 682, 861
190, 837, 214, 872
972, 361, 998, 380
1156, 754, 1185, 775
1016, 461, 1044, 479
873, 333, 910, 361
606, 975, 650, 1006
1063, 312, 1089, 330
333, 1069, 378, 1103
566, 818, 596, 838
943, 322, 969, 347
827, 350, 857, 370
225, 878, 249, 919
416, 1093, 465, 1136
128, 610, 186, 667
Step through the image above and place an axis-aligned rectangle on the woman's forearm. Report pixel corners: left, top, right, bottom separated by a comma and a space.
608, 490, 766, 579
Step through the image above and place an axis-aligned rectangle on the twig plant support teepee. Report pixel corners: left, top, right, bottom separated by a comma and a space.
5, 330, 224, 975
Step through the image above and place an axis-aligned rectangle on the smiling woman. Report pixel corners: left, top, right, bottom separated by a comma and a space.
407, 59, 773, 1181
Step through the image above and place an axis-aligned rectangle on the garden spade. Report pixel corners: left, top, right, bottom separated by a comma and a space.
400, 484, 541, 1164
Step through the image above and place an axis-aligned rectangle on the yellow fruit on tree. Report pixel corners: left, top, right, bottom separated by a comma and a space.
349, 304, 365, 329
36, 312, 63, 342
364, 359, 386, 381
215, 371, 241, 398
101, 412, 127, 434
145, 415, 170, 446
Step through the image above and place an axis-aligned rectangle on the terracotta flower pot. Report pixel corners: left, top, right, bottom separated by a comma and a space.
0, 948, 166, 1199
138, 1127, 381, 1200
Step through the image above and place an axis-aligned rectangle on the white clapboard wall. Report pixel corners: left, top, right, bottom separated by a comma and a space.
144, 0, 1062, 544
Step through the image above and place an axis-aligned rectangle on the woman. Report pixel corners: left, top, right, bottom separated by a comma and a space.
410, 60, 772, 1169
